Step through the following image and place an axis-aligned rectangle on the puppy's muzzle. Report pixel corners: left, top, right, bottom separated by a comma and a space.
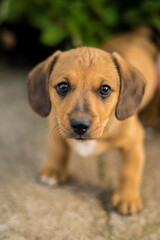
70, 117, 91, 136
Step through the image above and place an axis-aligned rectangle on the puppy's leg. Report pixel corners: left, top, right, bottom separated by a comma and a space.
39, 136, 70, 186
112, 122, 145, 215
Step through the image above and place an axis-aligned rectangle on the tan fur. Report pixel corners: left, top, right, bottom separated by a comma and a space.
28, 29, 158, 215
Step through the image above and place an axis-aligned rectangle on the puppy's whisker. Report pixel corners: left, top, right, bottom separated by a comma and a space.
49, 123, 60, 137
59, 126, 71, 139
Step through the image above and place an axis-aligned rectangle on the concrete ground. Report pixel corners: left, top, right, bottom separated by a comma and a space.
0, 61, 160, 240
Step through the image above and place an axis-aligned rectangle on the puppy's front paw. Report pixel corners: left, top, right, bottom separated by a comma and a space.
112, 189, 143, 215
39, 166, 68, 186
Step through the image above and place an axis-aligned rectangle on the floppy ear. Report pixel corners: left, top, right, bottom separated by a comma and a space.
27, 51, 61, 117
112, 52, 146, 120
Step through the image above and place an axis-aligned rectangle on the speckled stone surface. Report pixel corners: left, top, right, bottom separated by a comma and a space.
0, 62, 160, 240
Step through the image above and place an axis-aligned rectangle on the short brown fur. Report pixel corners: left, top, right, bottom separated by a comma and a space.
28, 28, 158, 215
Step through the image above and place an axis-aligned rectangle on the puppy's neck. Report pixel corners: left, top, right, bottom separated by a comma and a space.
73, 140, 96, 157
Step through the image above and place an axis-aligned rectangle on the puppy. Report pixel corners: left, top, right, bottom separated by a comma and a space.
27, 27, 159, 215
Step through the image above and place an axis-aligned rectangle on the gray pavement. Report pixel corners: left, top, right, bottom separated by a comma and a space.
0, 61, 160, 240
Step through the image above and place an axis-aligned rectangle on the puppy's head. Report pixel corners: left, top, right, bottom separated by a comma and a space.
28, 47, 146, 140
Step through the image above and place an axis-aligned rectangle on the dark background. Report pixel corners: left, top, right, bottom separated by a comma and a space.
0, 0, 159, 67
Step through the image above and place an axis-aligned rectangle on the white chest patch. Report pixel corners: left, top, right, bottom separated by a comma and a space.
74, 140, 96, 157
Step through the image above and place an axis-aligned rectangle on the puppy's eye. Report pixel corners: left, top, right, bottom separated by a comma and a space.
56, 82, 70, 96
99, 85, 111, 98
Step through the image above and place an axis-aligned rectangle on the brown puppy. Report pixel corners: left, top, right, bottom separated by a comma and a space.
27, 28, 159, 215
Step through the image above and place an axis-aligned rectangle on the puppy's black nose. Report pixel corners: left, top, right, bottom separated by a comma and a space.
70, 118, 91, 135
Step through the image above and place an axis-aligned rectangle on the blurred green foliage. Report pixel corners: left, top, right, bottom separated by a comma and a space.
0, 0, 160, 48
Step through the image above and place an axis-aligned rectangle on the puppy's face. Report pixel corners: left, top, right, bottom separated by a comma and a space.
49, 48, 119, 140
28, 47, 146, 140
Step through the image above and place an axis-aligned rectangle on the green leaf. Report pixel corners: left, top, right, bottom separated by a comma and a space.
40, 25, 67, 46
